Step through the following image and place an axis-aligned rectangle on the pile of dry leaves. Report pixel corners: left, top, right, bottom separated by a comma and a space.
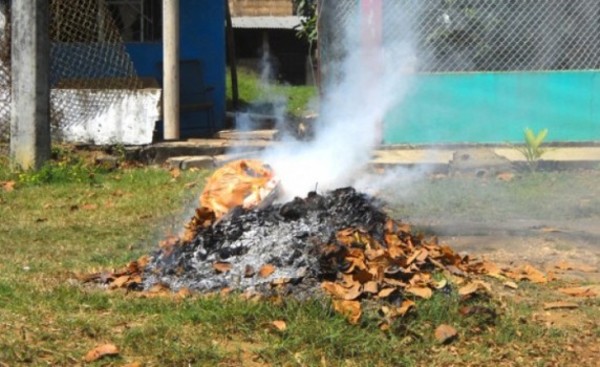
81, 160, 583, 327
314, 218, 556, 325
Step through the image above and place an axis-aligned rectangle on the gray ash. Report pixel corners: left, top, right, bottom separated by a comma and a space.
143, 187, 388, 294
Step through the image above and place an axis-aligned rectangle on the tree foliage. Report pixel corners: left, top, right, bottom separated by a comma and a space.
293, 0, 317, 43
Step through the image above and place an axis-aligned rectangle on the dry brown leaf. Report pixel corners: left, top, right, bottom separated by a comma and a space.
434, 324, 458, 344
128, 275, 142, 285
416, 249, 429, 263
136, 255, 150, 269
322, 282, 341, 297
458, 282, 480, 297
342, 283, 362, 300
480, 260, 503, 278
184, 181, 198, 189
213, 261, 232, 274
272, 278, 290, 285
159, 235, 179, 249
220, 287, 233, 296
170, 168, 181, 179
405, 249, 422, 266
332, 300, 362, 324
84, 343, 119, 362
2, 180, 15, 192
540, 227, 561, 233
363, 281, 378, 294
521, 264, 547, 283
474, 280, 492, 293
148, 283, 170, 294
111, 275, 130, 289
543, 301, 579, 310
383, 277, 408, 288
557, 286, 597, 298
364, 248, 386, 261
546, 271, 558, 282
258, 264, 276, 278
406, 286, 432, 299
554, 260, 571, 271
353, 269, 374, 283
395, 300, 415, 317
503, 281, 519, 289
379, 322, 391, 331
82, 203, 98, 210
497, 172, 515, 182
322, 281, 362, 300
377, 287, 396, 298
176, 288, 192, 299
271, 320, 287, 331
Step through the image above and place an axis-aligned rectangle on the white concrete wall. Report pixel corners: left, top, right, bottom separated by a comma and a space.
52, 89, 161, 145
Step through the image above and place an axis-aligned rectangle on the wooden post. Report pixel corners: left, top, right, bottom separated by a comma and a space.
163, 0, 180, 140
10, 0, 51, 170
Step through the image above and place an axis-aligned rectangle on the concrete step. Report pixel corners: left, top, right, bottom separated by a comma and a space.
130, 139, 600, 172
166, 151, 261, 170
215, 129, 279, 141
129, 139, 275, 164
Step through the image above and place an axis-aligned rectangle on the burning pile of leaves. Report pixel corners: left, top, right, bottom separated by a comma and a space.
84, 160, 558, 326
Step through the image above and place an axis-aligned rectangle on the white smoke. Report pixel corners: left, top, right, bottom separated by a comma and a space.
261, 2, 418, 200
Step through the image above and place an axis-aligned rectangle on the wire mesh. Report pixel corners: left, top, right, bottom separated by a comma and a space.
0, 0, 143, 156
0, 1, 10, 154
49, 0, 142, 132
320, 0, 600, 73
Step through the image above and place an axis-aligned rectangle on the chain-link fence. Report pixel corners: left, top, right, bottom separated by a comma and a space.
0, 0, 142, 155
320, 0, 600, 73
0, 1, 10, 153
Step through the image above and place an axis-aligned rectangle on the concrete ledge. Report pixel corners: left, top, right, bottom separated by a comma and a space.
127, 139, 600, 172
136, 139, 273, 164
166, 151, 261, 170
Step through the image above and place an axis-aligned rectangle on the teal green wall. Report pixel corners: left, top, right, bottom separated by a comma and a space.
384, 71, 600, 144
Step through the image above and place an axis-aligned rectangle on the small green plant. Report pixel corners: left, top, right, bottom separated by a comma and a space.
517, 127, 549, 171
17, 145, 103, 185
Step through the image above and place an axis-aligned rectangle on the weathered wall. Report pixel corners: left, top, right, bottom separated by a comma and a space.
229, 0, 293, 16
54, 89, 161, 145
384, 71, 600, 144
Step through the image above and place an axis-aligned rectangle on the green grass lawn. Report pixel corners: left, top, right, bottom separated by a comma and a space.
0, 151, 598, 366
226, 67, 318, 117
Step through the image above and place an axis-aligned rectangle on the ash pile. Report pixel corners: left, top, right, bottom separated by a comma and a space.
143, 187, 387, 295
83, 159, 557, 325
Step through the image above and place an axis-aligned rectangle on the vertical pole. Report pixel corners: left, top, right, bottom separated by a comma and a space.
360, 0, 383, 144
10, 0, 51, 170
163, 0, 180, 140
225, 0, 239, 111
97, 0, 106, 42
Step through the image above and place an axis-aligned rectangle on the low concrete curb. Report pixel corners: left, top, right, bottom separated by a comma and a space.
131, 138, 600, 172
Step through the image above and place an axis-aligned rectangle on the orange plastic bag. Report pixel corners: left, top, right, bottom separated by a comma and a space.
199, 159, 279, 218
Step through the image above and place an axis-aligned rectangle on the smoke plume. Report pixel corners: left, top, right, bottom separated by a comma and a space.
261, 1, 418, 200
